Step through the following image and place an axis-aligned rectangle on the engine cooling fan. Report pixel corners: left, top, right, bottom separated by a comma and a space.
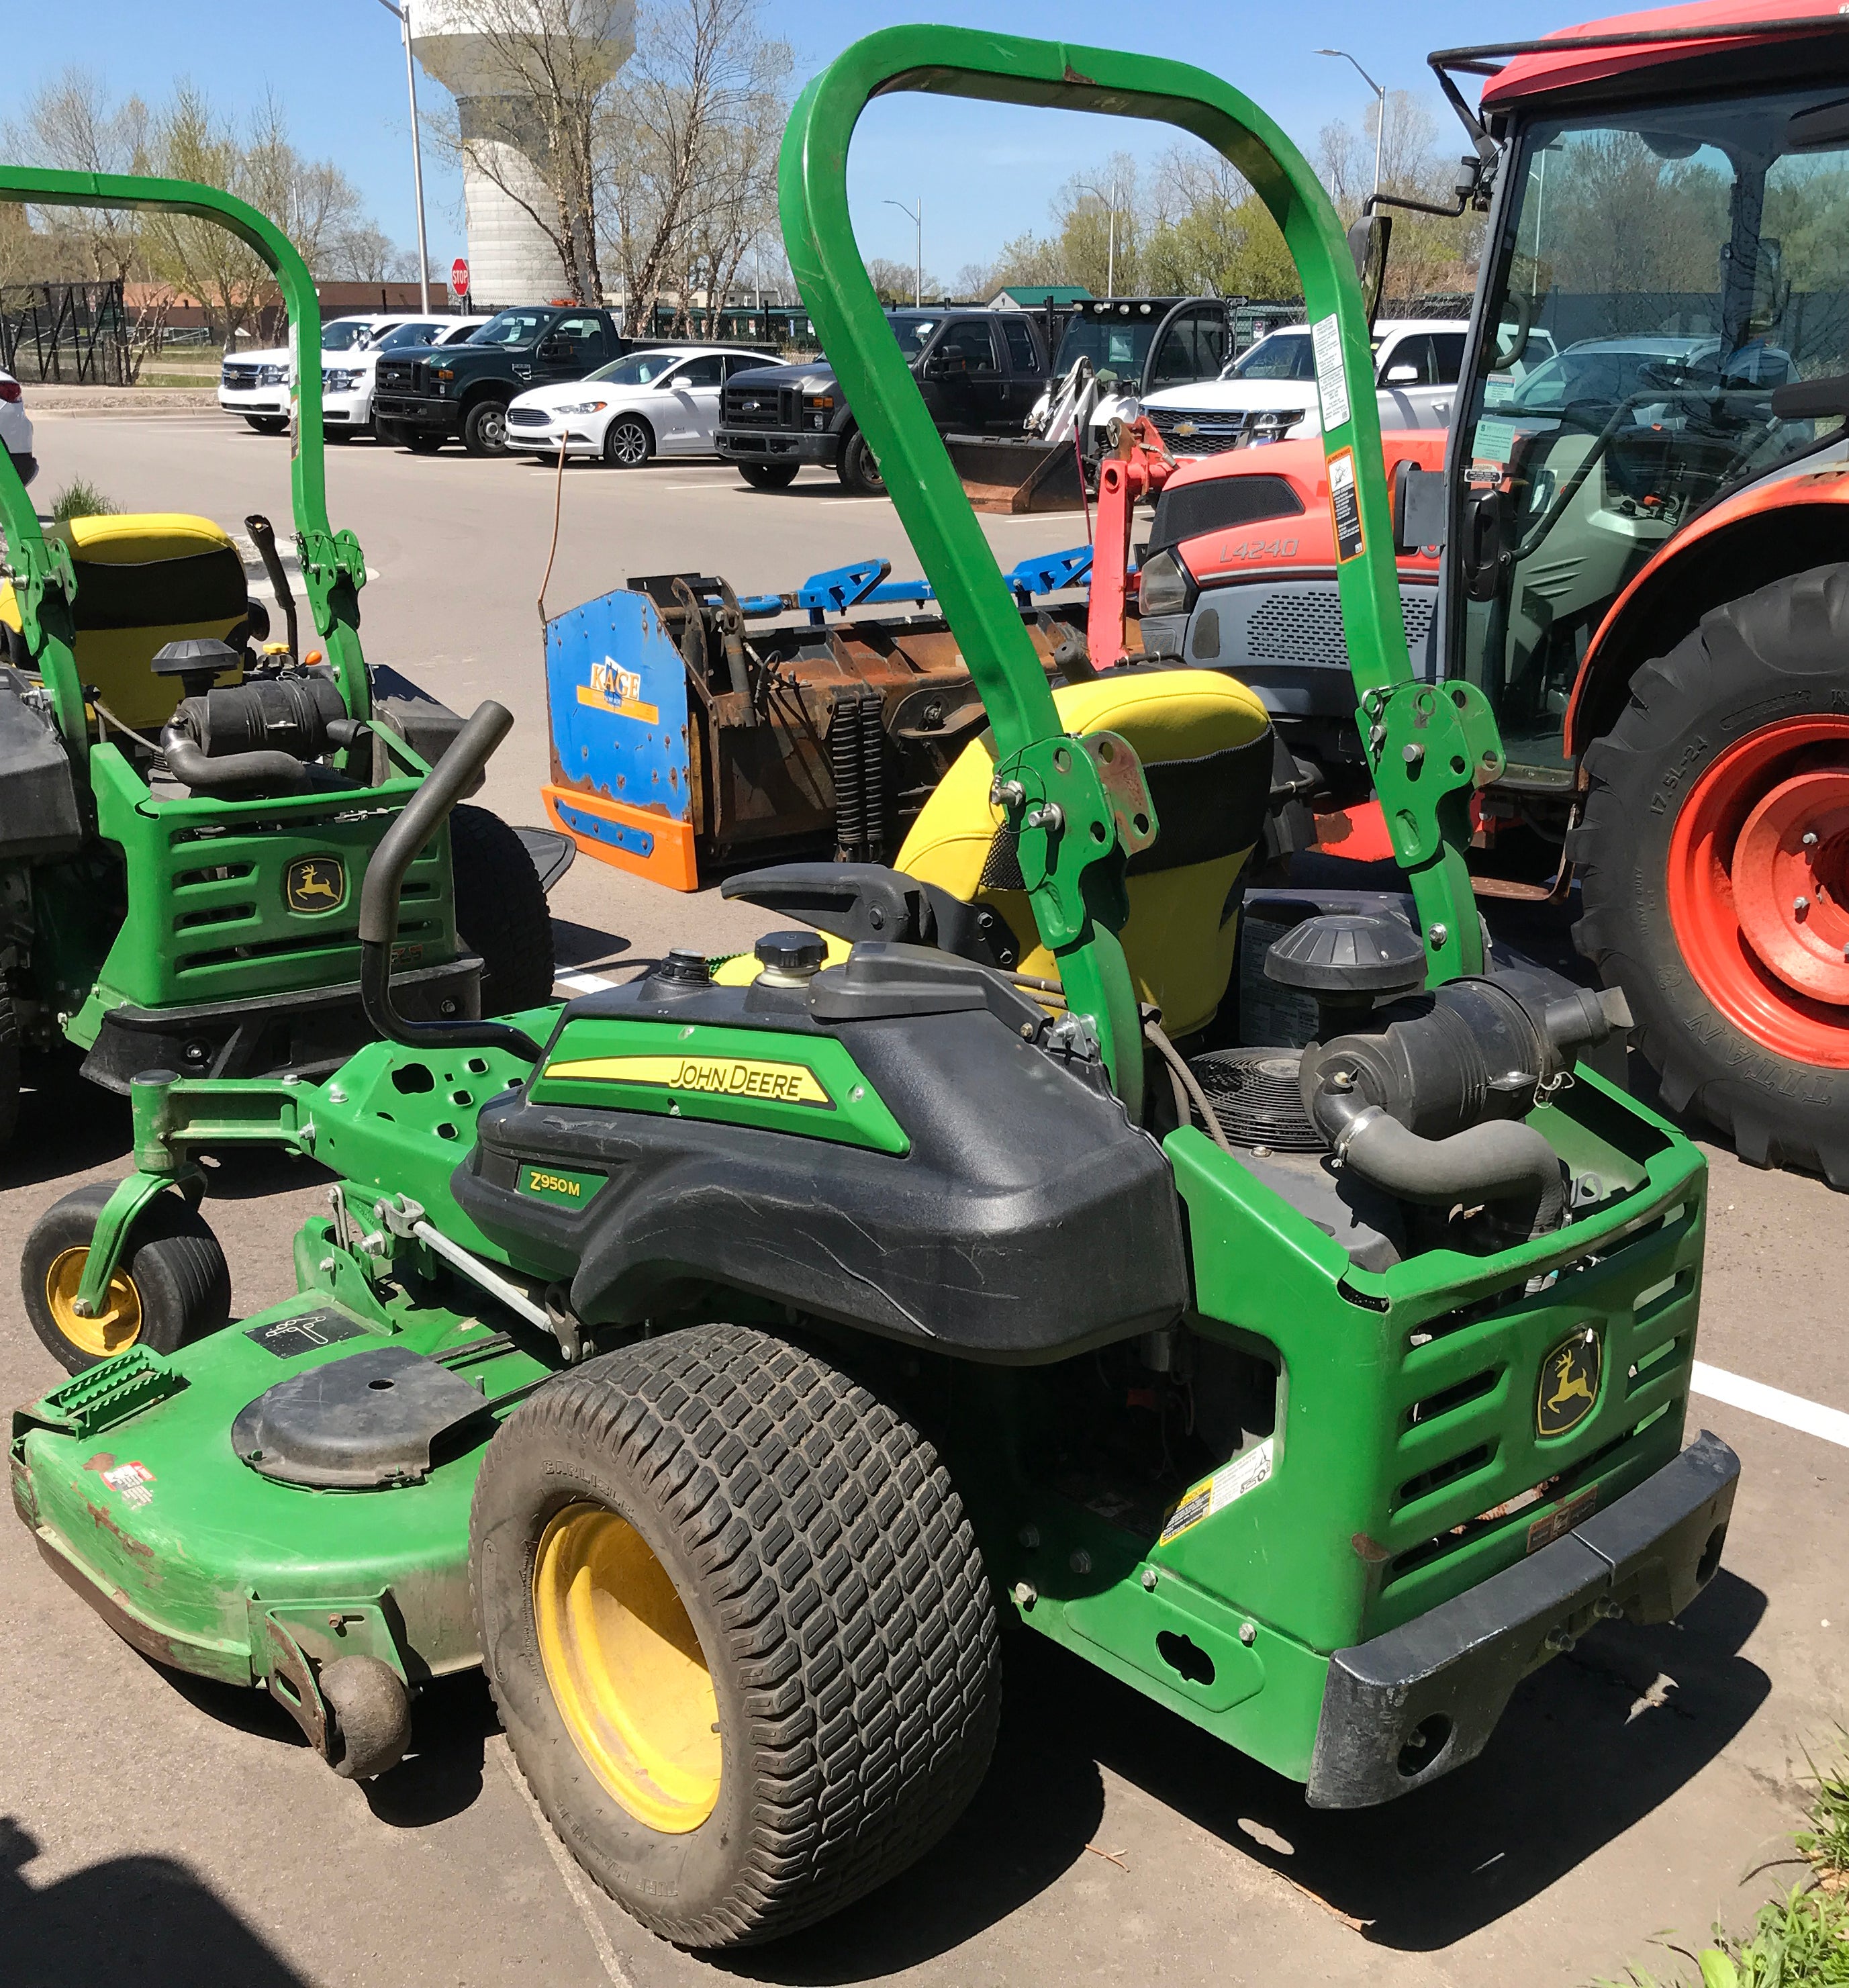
1186, 1048, 1324, 1151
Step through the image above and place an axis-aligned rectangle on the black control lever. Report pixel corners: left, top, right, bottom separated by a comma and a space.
244, 513, 299, 660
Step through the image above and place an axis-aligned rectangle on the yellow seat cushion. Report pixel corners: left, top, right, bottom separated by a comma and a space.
0, 512, 248, 732
896, 670, 1273, 1037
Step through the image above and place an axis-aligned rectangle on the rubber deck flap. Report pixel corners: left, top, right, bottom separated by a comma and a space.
230, 1345, 492, 1488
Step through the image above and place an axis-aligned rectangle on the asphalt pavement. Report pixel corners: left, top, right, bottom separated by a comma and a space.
1, 410, 1844, 1988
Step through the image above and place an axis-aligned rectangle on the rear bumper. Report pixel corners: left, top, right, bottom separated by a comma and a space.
78, 955, 482, 1091
1306, 1429, 1740, 1807
717, 427, 839, 466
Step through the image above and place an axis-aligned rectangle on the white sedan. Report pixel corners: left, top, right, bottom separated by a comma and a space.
1, 371, 34, 487
505, 345, 779, 466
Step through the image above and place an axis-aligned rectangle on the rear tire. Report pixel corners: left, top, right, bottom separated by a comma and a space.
462, 399, 511, 457
451, 803, 555, 1012
838, 430, 884, 494
602, 416, 651, 467
244, 415, 288, 436
471, 1323, 1001, 1949
22, 1182, 231, 1374
737, 461, 798, 490
1573, 563, 1849, 1185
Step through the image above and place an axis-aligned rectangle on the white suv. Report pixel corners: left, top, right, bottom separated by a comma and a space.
327, 315, 488, 438
1141, 318, 1469, 456
221, 314, 475, 435
1, 371, 34, 487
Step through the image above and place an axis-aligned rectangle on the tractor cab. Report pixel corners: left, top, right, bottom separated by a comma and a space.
1437, 13, 1849, 792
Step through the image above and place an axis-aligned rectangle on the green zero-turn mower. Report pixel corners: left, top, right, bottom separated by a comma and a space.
0, 165, 562, 1205
11, 33, 1739, 1950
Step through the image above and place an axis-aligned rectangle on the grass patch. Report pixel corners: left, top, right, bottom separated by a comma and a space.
1602, 1740, 1849, 1987
48, 479, 120, 522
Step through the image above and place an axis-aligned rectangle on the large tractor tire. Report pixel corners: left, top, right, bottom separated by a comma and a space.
471, 1323, 1001, 1949
23, 1182, 231, 1374
451, 804, 555, 1014
1573, 563, 1849, 1185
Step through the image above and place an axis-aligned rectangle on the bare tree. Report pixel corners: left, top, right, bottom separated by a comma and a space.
1317, 92, 1483, 305
599, 0, 790, 326
3, 69, 150, 283
142, 85, 374, 345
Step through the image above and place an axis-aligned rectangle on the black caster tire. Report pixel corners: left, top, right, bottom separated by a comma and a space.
451, 804, 556, 1013
471, 1323, 1001, 1949
22, 1181, 231, 1374
322, 1656, 413, 1780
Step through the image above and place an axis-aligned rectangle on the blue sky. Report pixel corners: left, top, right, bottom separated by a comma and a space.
4, 1, 1579, 281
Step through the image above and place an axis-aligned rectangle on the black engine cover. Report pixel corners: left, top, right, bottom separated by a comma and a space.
453, 964, 1190, 1362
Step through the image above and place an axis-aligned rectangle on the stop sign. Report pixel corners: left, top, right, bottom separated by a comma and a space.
450, 257, 470, 299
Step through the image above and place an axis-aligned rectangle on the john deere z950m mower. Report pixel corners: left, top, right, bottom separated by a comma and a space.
11, 34, 1737, 1951
0, 165, 559, 1213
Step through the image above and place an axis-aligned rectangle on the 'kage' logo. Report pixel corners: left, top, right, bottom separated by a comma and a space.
285, 855, 346, 915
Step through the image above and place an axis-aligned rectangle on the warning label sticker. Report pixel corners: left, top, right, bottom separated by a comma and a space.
1311, 314, 1352, 433
1326, 446, 1366, 563
1160, 1437, 1275, 1545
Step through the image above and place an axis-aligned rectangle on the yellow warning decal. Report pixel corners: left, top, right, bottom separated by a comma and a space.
543, 1053, 834, 1108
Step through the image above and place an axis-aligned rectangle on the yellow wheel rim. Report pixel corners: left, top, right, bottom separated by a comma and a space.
44, 1247, 143, 1360
532, 1505, 721, 1834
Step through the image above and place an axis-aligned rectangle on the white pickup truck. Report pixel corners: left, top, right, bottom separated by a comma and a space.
219, 314, 485, 436
1139, 319, 1470, 456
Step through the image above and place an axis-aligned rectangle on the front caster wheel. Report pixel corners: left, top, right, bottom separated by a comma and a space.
22, 1181, 231, 1374
471, 1323, 1001, 1949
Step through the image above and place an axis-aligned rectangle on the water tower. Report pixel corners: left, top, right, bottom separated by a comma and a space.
408, 0, 634, 305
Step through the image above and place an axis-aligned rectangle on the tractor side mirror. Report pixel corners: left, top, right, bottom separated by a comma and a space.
1347, 213, 1393, 332
1392, 461, 1449, 556
1771, 372, 1849, 420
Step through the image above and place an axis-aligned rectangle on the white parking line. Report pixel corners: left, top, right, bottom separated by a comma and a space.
1692, 1361, 1849, 1450
543, 963, 1849, 1456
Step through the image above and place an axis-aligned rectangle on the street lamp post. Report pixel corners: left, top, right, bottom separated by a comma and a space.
1317, 47, 1387, 205
376, 0, 432, 312
884, 197, 922, 305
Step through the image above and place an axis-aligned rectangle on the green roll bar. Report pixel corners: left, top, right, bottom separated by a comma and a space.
779, 29, 1501, 1111
0, 165, 371, 756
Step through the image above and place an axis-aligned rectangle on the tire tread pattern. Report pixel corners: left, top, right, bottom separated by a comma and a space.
450, 804, 556, 1014
473, 1323, 1000, 1948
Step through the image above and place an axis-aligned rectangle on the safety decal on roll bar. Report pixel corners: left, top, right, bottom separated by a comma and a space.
1159, 1436, 1274, 1544
1311, 313, 1351, 432
1327, 447, 1366, 563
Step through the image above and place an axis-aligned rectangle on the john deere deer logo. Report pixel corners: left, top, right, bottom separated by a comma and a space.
285, 855, 346, 916
1536, 1329, 1603, 1439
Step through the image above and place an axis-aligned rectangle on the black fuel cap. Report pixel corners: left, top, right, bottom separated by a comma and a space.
755, 930, 826, 975
1263, 912, 1427, 995
653, 947, 711, 986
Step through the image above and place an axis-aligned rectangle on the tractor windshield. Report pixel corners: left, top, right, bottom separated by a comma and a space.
1458, 82, 1849, 774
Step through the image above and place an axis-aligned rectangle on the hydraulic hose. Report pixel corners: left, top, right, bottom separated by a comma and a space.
159, 728, 314, 793
359, 699, 541, 1061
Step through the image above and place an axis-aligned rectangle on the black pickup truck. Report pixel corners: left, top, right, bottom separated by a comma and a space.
716, 308, 1052, 492
374, 304, 627, 456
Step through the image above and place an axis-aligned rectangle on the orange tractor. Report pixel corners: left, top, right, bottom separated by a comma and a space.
1121, 0, 1849, 1185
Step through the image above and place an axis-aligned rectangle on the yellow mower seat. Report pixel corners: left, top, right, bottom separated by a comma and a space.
0, 513, 248, 732
896, 670, 1274, 1037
